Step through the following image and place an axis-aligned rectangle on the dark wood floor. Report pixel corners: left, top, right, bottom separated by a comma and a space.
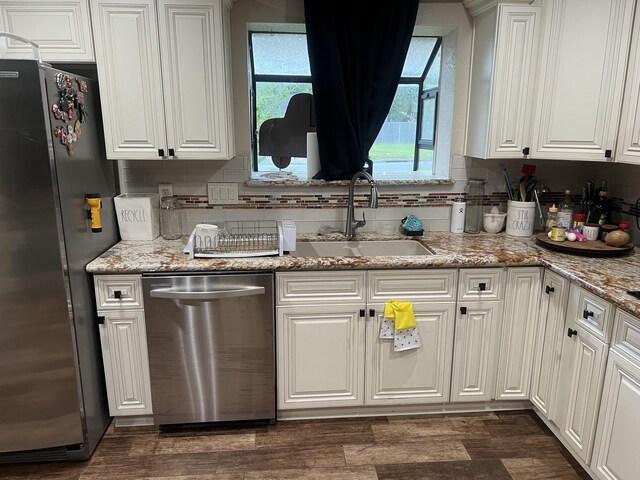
0, 410, 592, 479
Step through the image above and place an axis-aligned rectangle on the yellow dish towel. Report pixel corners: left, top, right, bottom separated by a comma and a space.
384, 299, 416, 331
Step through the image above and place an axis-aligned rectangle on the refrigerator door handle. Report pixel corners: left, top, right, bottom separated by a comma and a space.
150, 286, 265, 300
0, 33, 43, 64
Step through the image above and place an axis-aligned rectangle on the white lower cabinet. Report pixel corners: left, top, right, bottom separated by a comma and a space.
450, 267, 504, 403
366, 302, 455, 405
94, 274, 153, 417
554, 321, 607, 463
591, 350, 640, 480
450, 301, 502, 402
530, 270, 570, 420
276, 269, 457, 410
277, 304, 365, 409
98, 309, 153, 416
495, 267, 542, 400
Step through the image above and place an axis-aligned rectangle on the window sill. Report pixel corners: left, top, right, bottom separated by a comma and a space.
246, 173, 454, 188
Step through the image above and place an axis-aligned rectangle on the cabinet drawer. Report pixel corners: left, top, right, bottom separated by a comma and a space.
458, 268, 503, 301
276, 272, 365, 305
567, 285, 613, 343
367, 270, 457, 303
94, 275, 143, 310
612, 309, 640, 363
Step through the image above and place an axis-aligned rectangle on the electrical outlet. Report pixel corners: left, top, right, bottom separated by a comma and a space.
208, 183, 238, 204
158, 183, 173, 198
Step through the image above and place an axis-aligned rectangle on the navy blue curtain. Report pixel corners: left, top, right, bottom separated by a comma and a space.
304, 0, 419, 180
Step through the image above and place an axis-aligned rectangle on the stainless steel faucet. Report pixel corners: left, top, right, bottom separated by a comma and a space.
345, 171, 378, 237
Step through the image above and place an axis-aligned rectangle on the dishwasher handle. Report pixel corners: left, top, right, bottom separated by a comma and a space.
149, 285, 265, 300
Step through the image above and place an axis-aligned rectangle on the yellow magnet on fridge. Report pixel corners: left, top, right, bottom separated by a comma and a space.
86, 193, 102, 233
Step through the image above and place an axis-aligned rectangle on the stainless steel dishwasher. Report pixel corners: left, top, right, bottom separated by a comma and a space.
142, 273, 275, 425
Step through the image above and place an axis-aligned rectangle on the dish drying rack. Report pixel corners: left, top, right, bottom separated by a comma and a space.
185, 220, 296, 259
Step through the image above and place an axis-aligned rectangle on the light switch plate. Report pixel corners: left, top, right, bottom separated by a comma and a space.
207, 183, 238, 204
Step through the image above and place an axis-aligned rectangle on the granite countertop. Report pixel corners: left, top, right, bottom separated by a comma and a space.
86, 232, 640, 317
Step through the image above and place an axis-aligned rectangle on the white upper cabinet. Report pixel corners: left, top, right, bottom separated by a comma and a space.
615, 0, 640, 165
91, 0, 235, 160
465, 3, 542, 159
530, 0, 634, 161
91, 0, 167, 160
0, 0, 94, 62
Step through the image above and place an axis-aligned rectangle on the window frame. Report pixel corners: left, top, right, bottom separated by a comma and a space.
248, 31, 442, 176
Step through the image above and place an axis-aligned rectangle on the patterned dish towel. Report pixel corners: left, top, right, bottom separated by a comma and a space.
379, 299, 422, 352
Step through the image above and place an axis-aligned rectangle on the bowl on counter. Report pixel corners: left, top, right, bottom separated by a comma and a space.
483, 211, 507, 234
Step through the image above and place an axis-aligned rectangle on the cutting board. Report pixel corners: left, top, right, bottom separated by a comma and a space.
536, 233, 635, 256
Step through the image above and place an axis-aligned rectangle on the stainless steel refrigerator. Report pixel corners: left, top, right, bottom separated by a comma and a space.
0, 59, 118, 462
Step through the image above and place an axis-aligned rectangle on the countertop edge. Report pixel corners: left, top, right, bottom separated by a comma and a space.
86, 233, 640, 318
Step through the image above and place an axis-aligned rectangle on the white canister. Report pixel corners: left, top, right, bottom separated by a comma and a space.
450, 200, 466, 233
506, 200, 536, 237
194, 224, 219, 249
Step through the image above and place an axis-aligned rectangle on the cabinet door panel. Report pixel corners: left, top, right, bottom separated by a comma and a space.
555, 324, 607, 463
489, 5, 541, 157
366, 303, 455, 405
531, 270, 569, 419
592, 350, 640, 480
158, 0, 232, 159
277, 305, 364, 409
495, 267, 541, 400
0, 0, 94, 61
91, 0, 167, 159
99, 310, 153, 416
531, 0, 633, 160
451, 302, 501, 402
616, 0, 640, 165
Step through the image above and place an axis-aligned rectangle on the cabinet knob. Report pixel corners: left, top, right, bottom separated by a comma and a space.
567, 328, 578, 338
583, 309, 594, 319
113, 290, 122, 299
460, 306, 467, 315
478, 282, 487, 291
605, 149, 612, 158
97, 315, 105, 325
369, 308, 376, 318
522, 147, 530, 155
359, 309, 365, 318
545, 285, 555, 295
168, 148, 175, 157
158, 148, 165, 158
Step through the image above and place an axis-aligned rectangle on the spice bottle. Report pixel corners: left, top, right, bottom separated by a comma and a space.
546, 204, 558, 233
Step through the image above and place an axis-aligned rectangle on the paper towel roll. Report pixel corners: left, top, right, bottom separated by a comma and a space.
306, 132, 320, 179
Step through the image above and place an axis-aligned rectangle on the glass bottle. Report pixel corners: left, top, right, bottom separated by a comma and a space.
464, 178, 485, 234
587, 191, 610, 225
557, 190, 574, 230
546, 204, 558, 233
160, 196, 183, 240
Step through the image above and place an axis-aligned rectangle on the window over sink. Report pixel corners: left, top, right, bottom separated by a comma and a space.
248, 30, 446, 180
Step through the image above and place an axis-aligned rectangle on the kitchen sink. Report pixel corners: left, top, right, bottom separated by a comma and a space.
291, 240, 433, 257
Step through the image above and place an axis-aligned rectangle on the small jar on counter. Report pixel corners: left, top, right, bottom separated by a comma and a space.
600, 223, 618, 242
572, 212, 586, 232
619, 221, 632, 242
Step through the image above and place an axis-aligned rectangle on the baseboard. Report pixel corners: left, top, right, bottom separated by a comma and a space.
277, 400, 534, 421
